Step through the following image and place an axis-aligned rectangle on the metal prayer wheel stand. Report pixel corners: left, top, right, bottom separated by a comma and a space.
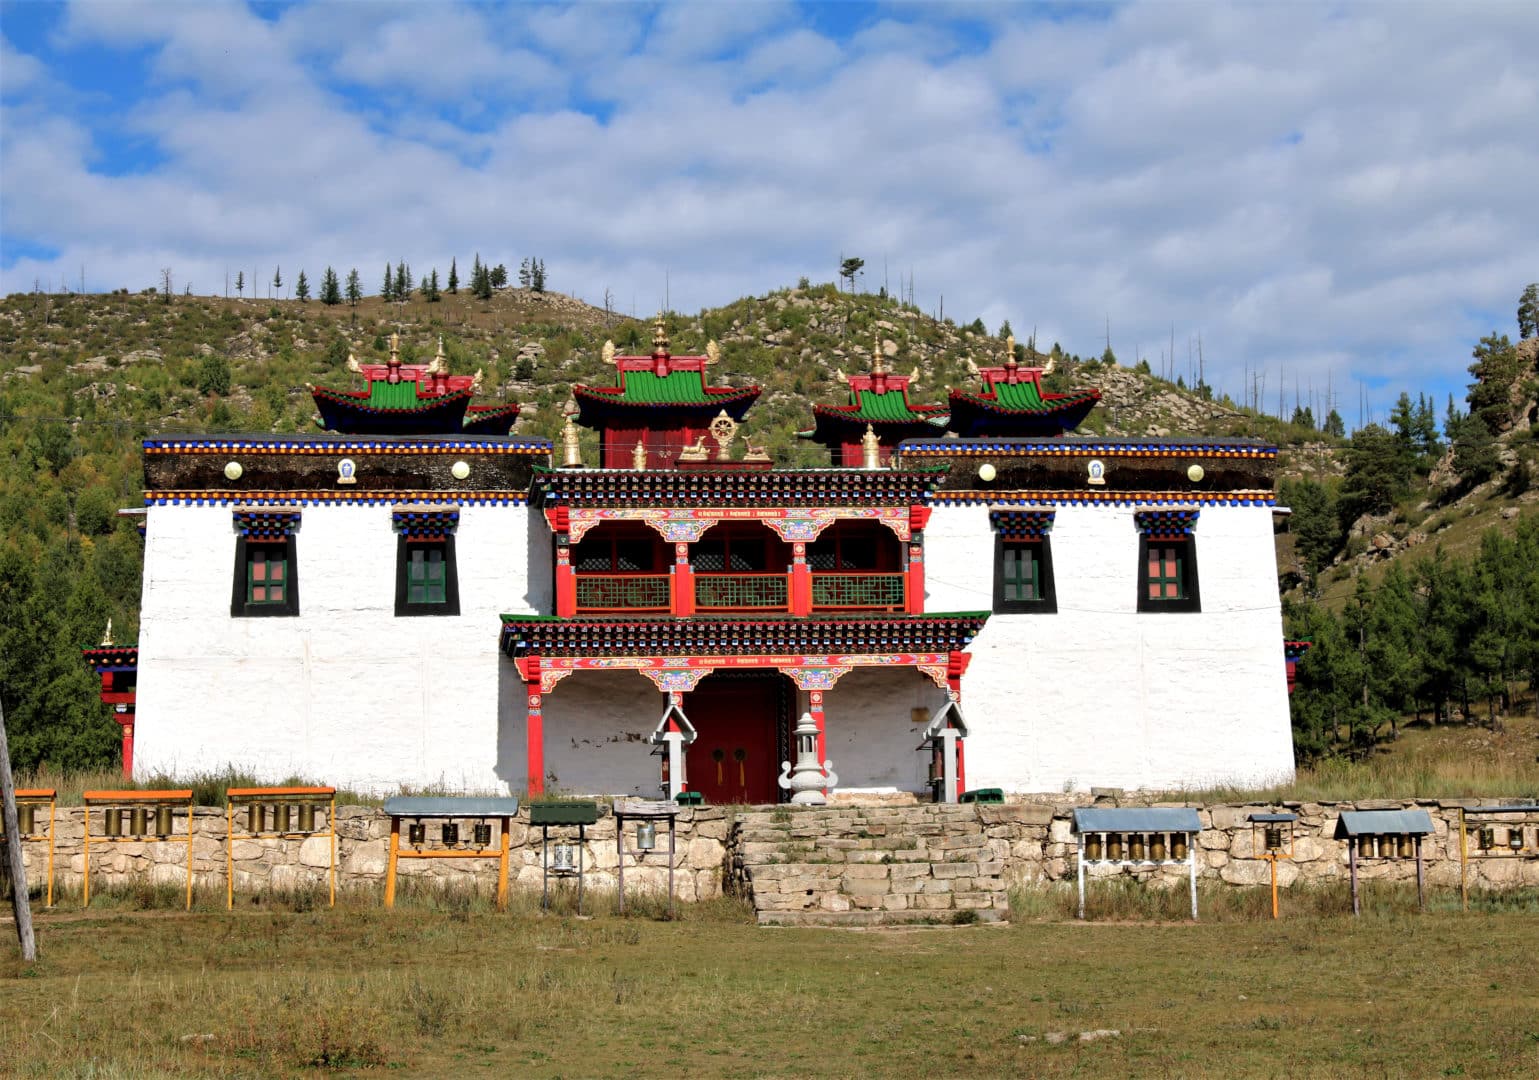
1335, 809, 1434, 915
530, 800, 599, 915
614, 799, 680, 918
81, 789, 195, 909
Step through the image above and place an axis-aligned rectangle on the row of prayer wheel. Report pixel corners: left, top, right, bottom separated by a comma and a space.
100, 806, 175, 838
405, 821, 493, 847
245, 803, 324, 835
1359, 834, 1418, 858
1084, 833, 1189, 861
0, 805, 41, 836
1475, 827, 1529, 851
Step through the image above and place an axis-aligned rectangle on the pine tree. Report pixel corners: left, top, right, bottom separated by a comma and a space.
528, 259, 544, 293
518, 259, 531, 288
272, 266, 282, 298
381, 263, 395, 302
472, 254, 493, 300
235, 271, 245, 299
1323, 409, 1345, 438
320, 267, 341, 306
447, 257, 459, 295
345, 269, 361, 308
294, 270, 310, 302
422, 268, 441, 302
491, 263, 508, 290
1467, 332, 1522, 435
394, 262, 412, 299
1518, 283, 1538, 340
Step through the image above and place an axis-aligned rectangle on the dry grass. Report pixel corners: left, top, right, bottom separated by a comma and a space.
1166, 713, 1539, 804
3, 884, 1539, 1078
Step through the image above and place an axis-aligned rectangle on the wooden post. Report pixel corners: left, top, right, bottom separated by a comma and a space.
496, 815, 510, 910
1458, 810, 1468, 913
616, 818, 626, 916
1349, 838, 1360, 916
1270, 855, 1279, 920
1416, 836, 1425, 911
0, 699, 37, 961
1076, 833, 1086, 920
384, 816, 400, 909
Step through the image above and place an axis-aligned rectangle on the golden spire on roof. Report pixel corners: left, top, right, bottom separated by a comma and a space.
389, 332, 401, 363
100, 618, 113, 647
601, 340, 616, 366
425, 336, 447, 376
871, 341, 886, 376
651, 314, 670, 358
705, 340, 720, 367
1003, 334, 1017, 369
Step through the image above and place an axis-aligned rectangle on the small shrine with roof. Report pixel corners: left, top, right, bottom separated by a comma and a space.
103, 314, 1295, 801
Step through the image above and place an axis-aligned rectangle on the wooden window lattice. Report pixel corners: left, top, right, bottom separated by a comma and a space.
810, 573, 905, 610
246, 546, 287, 604
1000, 544, 1042, 602
694, 574, 789, 610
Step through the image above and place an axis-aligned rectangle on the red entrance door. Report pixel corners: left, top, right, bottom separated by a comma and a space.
684, 674, 784, 805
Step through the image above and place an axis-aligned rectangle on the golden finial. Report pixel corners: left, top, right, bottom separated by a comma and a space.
389, 332, 401, 363
651, 314, 670, 357
1004, 334, 1016, 367
601, 339, 616, 366
346, 350, 362, 374
470, 367, 484, 393
861, 424, 882, 470
705, 340, 721, 367
632, 439, 648, 470
872, 341, 886, 376
561, 401, 583, 468
425, 336, 447, 376
100, 618, 114, 647
908, 366, 920, 381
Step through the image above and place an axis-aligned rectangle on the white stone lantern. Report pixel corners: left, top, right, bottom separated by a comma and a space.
777, 711, 838, 805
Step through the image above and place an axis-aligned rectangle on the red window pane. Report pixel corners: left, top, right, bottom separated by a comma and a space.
269, 585, 284, 601
1164, 581, 1179, 598
252, 561, 267, 582
252, 586, 266, 601
269, 562, 284, 581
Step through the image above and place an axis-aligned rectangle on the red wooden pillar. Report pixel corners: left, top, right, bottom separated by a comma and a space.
947, 650, 971, 795
671, 542, 696, 616
98, 670, 136, 778
905, 506, 930, 615
554, 538, 576, 616
789, 542, 812, 615
809, 689, 827, 764
525, 659, 545, 798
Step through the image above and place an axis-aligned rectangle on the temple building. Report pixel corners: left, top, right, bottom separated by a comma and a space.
112, 321, 1294, 799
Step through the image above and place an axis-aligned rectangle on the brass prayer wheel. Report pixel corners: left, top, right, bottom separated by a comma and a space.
1151, 835, 1167, 861
275, 804, 291, 833
1397, 836, 1414, 859
1085, 835, 1103, 860
298, 804, 316, 834
1171, 834, 1189, 860
1478, 827, 1495, 850
18, 804, 35, 836
103, 808, 121, 837
441, 823, 459, 846
473, 823, 492, 847
248, 804, 265, 834
1129, 834, 1146, 861
1107, 834, 1124, 860
129, 808, 148, 836
155, 806, 173, 837
1264, 827, 1284, 852
408, 822, 426, 846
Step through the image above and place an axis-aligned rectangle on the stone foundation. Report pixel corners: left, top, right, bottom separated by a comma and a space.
9, 798, 1537, 915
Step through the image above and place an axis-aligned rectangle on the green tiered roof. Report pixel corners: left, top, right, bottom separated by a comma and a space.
309, 335, 524, 436
801, 347, 947, 464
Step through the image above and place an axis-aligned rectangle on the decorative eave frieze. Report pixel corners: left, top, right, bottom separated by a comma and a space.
532, 466, 949, 510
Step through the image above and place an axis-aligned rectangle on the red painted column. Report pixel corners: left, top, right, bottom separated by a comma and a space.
809, 689, 827, 796
947, 649, 971, 798
790, 542, 812, 615
525, 660, 545, 798
671, 542, 695, 616
905, 537, 925, 614
554, 538, 576, 616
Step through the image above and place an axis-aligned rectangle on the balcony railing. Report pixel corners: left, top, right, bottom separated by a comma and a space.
811, 572, 905, 612
574, 574, 670, 612
695, 573, 789, 611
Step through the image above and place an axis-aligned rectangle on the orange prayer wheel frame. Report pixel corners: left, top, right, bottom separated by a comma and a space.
4, 789, 58, 907
81, 789, 195, 909
225, 786, 337, 909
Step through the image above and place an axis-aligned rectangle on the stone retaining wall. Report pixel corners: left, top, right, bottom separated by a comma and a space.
8, 798, 1537, 906
9, 805, 730, 902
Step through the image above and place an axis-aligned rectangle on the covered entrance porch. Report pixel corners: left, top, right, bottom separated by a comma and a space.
500, 613, 987, 804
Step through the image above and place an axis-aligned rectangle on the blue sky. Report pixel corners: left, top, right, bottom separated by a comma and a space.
3, 0, 1536, 424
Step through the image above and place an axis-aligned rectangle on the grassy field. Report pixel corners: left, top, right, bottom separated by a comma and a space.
3, 885, 1538, 1079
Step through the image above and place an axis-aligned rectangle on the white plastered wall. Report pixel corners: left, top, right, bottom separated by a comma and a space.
924, 503, 1295, 792
135, 502, 547, 794
819, 668, 950, 795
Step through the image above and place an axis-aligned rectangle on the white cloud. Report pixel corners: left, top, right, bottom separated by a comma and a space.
4, 0, 1538, 421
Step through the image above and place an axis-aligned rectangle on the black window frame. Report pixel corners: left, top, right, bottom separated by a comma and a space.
231, 536, 300, 617
396, 534, 461, 617
1137, 535, 1201, 613
992, 534, 1057, 614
